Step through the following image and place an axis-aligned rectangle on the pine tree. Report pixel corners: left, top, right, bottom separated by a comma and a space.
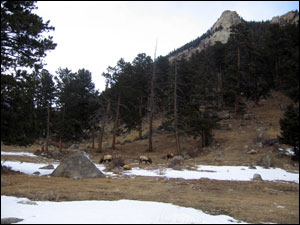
54, 68, 97, 143
279, 104, 299, 161
1, 1, 56, 73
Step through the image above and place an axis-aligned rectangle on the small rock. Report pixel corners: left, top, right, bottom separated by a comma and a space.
244, 145, 250, 153
215, 156, 223, 162
1, 178, 8, 185
283, 164, 292, 169
258, 153, 272, 169
17, 200, 38, 205
247, 149, 258, 154
33, 171, 40, 175
243, 113, 255, 120
253, 174, 263, 181
217, 111, 231, 120
72, 175, 82, 180
256, 127, 266, 132
248, 164, 256, 169
39, 164, 54, 170
256, 142, 263, 148
183, 154, 191, 160
70, 144, 80, 149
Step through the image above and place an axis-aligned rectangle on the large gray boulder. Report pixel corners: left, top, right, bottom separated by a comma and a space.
51, 151, 105, 179
1, 217, 24, 224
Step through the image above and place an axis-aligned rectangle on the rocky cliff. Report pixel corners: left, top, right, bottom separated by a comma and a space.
168, 10, 299, 61
271, 10, 299, 25
169, 10, 242, 61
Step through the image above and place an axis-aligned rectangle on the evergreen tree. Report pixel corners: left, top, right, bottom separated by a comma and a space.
131, 53, 152, 138
279, 104, 299, 161
35, 69, 56, 138
1, 1, 56, 73
1, 71, 39, 145
54, 68, 97, 143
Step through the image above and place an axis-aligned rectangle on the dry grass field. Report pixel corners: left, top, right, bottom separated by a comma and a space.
1, 91, 299, 224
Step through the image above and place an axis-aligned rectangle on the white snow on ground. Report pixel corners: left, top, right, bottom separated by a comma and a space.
1, 161, 59, 176
1, 160, 299, 183
1, 195, 247, 224
278, 148, 295, 156
124, 165, 299, 183
1, 151, 37, 157
1, 151, 298, 224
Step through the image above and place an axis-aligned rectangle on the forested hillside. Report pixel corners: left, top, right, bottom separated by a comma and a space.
1, 2, 299, 159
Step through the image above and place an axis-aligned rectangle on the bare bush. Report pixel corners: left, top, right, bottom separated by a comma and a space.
105, 156, 125, 170
168, 156, 184, 170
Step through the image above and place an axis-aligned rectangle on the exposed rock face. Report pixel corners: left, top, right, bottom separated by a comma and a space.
204, 10, 242, 45
169, 10, 298, 61
51, 151, 105, 179
211, 10, 241, 31
271, 10, 299, 25
169, 10, 242, 61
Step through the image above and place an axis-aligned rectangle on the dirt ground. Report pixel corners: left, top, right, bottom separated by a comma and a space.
1, 91, 299, 224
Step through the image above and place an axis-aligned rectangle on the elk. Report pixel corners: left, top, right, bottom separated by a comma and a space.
99, 154, 113, 163
139, 155, 152, 164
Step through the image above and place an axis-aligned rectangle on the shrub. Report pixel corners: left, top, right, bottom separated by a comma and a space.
105, 156, 125, 170
279, 104, 299, 161
168, 156, 184, 170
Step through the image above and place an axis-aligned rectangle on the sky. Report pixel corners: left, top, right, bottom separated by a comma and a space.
34, 1, 299, 92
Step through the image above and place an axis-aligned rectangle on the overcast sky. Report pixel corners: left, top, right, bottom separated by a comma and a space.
35, 1, 299, 92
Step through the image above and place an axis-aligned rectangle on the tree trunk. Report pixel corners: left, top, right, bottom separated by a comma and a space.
174, 59, 181, 156
201, 129, 205, 148
112, 95, 120, 149
92, 128, 95, 149
59, 138, 62, 152
45, 103, 50, 154
278, 57, 283, 92
217, 67, 223, 109
254, 73, 259, 106
138, 96, 143, 140
234, 47, 241, 115
148, 40, 157, 152
98, 99, 111, 153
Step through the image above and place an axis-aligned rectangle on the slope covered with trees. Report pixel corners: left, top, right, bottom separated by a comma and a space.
1, 2, 298, 160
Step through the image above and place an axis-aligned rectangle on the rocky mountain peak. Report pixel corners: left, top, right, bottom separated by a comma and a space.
169, 10, 242, 61
271, 10, 299, 25
168, 10, 298, 62
211, 10, 242, 31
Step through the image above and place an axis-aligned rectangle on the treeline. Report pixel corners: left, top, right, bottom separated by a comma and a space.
1, 2, 299, 157
167, 25, 224, 57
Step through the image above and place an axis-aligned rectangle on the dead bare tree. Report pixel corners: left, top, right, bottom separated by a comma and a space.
45, 103, 50, 154
98, 99, 111, 153
234, 47, 241, 115
217, 67, 223, 109
138, 96, 143, 139
173, 59, 181, 156
111, 95, 120, 149
148, 40, 158, 152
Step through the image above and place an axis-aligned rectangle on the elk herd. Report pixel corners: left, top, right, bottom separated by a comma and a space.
99, 153, 175, 170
